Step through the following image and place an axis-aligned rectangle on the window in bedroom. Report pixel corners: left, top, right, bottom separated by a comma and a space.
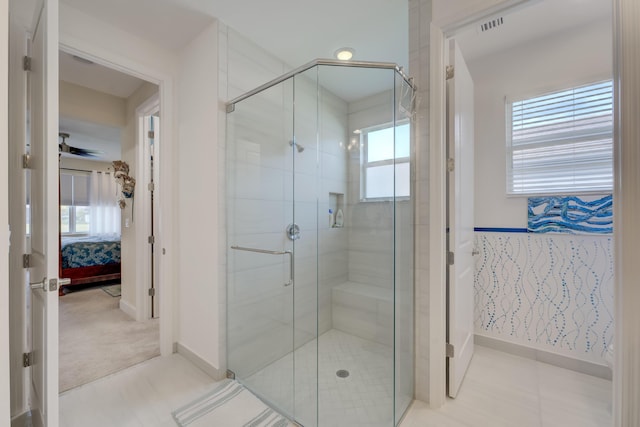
361, 121, 410, 200
60, 171, 91, 234
507, 79, 613, 195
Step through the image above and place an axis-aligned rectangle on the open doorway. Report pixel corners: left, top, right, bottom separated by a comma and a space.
57, 49, 161, 392
438, 0, 613, 423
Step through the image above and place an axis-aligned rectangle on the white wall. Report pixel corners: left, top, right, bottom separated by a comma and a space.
59, 80, 126, 128
471, 19, 612, 228
176, 21, 221, 369
59, 157, 111, 172
1, 0, 11, 424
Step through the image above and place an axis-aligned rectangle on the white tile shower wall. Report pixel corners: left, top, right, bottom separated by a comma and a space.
474, 232, 614, 366
347, 90, 396, 290
221, 26, 349, 376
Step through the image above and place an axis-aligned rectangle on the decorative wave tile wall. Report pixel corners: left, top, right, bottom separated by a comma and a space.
528, 194, 613, 234
474, 232, 614, 365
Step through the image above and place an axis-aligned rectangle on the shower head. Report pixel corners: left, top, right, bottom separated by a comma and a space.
289, 140, 304, 153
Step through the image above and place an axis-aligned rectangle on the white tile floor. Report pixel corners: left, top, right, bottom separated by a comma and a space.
244, 329, 397, 427
401, 346, 612, 427
59, 344, 612, 427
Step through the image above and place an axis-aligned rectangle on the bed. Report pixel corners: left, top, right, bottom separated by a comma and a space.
59, 234, 121, 294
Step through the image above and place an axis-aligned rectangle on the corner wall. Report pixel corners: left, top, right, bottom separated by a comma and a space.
176, 21, 222, 371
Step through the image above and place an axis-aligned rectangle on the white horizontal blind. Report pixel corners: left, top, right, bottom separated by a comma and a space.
507, 80, 613, 195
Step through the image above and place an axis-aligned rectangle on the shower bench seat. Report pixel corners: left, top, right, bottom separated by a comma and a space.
332, 281, 394, 346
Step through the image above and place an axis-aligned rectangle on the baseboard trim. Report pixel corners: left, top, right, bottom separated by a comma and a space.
119, 299, 136, 319
176, 342, 225, 381
11, 411, 31, 427
475, 334, 612, 380
12, 410, 41, 427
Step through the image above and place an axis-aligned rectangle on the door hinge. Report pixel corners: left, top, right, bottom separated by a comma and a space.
22, 154, 32, 169
447, 158, 455, 172
148, 235, 155, 245
148, 288, 156, 297
22, 254, 31, 268
23, 352, 33, 367
446, 65, 454, 80
23, 56, 32, 71
148, 182, 155, 192
447, 251, 455, 265
148, 130, 155, 139
446, 343, 455, 358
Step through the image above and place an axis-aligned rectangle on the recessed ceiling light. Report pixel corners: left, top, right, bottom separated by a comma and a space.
335, 48, 355, 61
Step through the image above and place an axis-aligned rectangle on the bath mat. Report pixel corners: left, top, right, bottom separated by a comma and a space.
101, 284, 121, 297
172, 379, 292, 427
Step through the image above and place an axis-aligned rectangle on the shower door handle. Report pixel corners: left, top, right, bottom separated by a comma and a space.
230, 246, 293, 287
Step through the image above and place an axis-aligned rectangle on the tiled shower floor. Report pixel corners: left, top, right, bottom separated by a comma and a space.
244, 329, 401, 427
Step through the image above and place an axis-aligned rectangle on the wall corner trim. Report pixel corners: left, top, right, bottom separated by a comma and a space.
176, 342, 225, 381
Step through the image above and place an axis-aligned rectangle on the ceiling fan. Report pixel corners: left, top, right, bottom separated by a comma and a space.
59, 132, 102, 157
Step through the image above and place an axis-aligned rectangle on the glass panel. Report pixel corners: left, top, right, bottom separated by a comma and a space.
226, 77, 295, 418
366, 164, 395, 199
394, 75, 415, 425
318, 65, 395, 427
74, 206, 91, 233
368, 127, 395, 162
60, 206, 70, 233
292, 67, 319, 427
226, 63, 415, 427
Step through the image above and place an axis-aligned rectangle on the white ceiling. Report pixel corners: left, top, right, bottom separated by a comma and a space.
55, 0, 608, 156
59, 51, 146, 98
60, 0, 409, 69
57, 0, 610, 101
455, 0, 611, 63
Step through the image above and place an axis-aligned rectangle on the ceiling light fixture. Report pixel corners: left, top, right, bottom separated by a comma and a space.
335, 48, 355, 61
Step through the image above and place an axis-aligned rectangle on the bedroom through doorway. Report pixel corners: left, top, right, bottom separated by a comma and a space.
57, 49, 161, 393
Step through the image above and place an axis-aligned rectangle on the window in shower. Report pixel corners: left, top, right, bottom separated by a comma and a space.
361, 121, 410, 200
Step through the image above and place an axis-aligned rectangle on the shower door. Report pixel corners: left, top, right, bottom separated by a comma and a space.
226, 70, 319, 426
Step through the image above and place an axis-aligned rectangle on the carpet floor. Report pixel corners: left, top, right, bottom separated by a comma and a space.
59, 286, 160, 393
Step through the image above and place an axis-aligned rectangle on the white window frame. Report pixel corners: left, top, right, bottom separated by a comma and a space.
360, 120, 411, 201
506, 79, 613, 196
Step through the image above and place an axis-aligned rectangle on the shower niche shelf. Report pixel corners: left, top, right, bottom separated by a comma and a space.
329, 192, 344, 228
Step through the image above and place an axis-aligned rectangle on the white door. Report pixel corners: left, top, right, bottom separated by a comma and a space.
446, 39, 475, 398
27, 0, 60, 424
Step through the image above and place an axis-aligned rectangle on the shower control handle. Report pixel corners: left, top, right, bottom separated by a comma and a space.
231, 246, 293, 287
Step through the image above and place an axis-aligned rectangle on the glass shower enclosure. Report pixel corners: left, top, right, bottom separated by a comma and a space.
226, 60, 415, 427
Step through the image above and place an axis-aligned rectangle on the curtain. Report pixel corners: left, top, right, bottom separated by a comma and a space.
90, 171, 121, 236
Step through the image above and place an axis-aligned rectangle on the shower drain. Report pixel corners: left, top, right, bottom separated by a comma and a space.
336, 369, 350, 378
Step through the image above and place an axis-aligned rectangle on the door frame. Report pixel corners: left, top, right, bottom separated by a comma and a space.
57, 40, 175, 357
428, 0, 545, 409
135, 93, 160, 322
1, 0, 11, 422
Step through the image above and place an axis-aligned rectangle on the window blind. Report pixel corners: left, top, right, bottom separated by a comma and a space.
507, 80, 613, 195
60, 171, 91, 206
